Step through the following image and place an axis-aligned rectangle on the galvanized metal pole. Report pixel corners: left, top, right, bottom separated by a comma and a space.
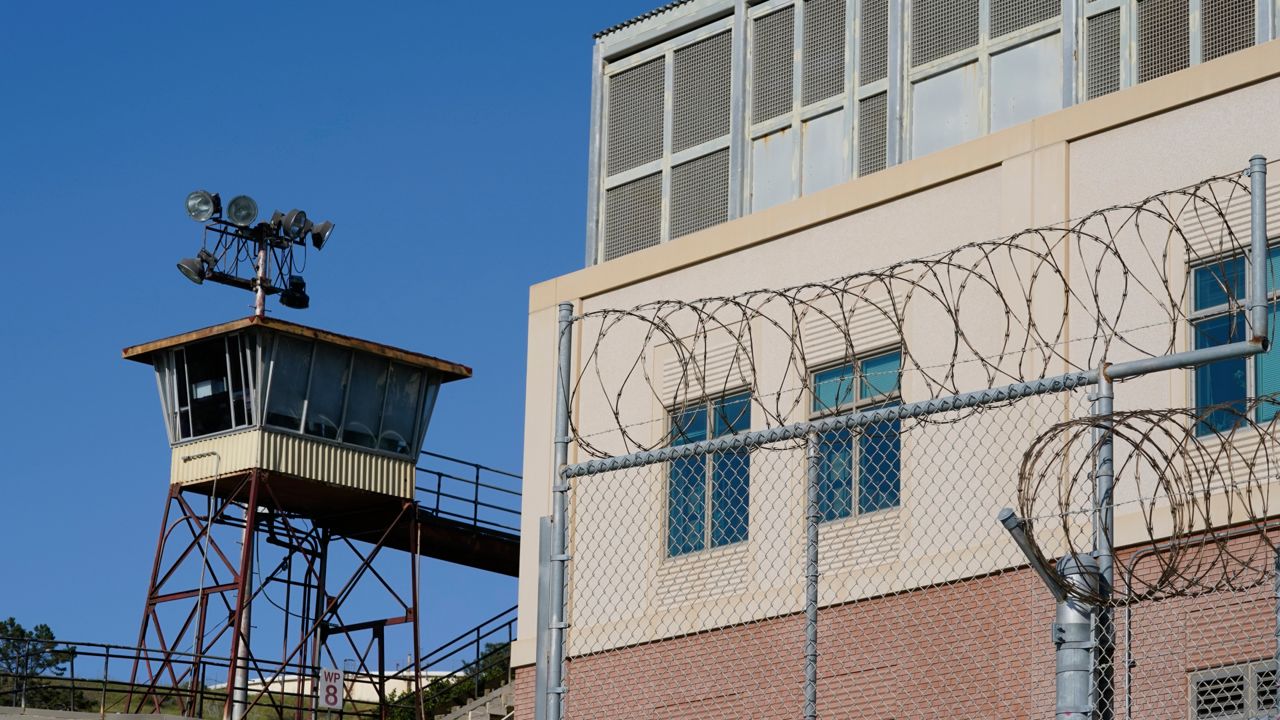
546, 302, 574, 720
1093, 373, 1115, 720
1056, 555, 1101, 720
804, 435, 820, 720
1250, 155, 1270, 344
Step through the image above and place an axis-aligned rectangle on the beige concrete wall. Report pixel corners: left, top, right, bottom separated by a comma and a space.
513, 40, 1280, 668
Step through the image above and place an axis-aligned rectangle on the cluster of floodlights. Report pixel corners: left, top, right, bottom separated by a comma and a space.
177, 190, 335, 310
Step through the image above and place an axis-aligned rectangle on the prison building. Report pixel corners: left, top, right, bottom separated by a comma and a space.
517, 1, 1280, 718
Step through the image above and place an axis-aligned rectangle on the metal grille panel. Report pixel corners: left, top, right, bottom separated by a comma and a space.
1137, 0, 1190, 83
1192, 673, 1247, 718
860, 0, 890, 84
674, 32, 733, 153
670, 149, 731, 240
753, 7, 795, 123
991, 0, 1059, 37
1202, 0, 1254, 63
606, 58, 665, 176
603, 173, 663, 261
857, 92, 888, 176
1086, 9, 1122, 99
911, 0, 980, 67
803, 0, 847, 105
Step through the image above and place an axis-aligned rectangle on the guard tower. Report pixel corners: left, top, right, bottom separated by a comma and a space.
122, 314, 515, 720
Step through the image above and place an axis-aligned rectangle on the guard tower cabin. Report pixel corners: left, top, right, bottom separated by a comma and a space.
121, 315, 511, 571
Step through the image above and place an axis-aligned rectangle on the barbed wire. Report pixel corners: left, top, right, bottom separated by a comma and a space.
1017, 396, 1280, 605
567, 166, 1258, 458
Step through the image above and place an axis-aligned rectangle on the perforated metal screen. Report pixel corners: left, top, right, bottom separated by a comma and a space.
753, 7, 795, 123
1137, 0, 1190, 83
1202, 0, 1255, 63
670, 149, 731, 239
674, 32, 734, 153
606, 58, 665, 176
803, 0, 847, 105
911, 0, 980, 67
603, 173, 663, 261
859, 0, 890, 84
1086, 9, 1122, 99
857, 92, 888, 176
991, 0, 1060, 38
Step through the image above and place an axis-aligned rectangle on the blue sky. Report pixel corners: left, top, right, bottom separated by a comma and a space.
0, 1, 658, 663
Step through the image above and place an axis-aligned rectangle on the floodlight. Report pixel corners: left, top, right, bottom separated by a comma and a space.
280, 276, 310, 309
310, 220, 335, 250
227, 195, 259, 227
186, 190, 220, 222
281, 209, 308, 239
177, 257, 206, 284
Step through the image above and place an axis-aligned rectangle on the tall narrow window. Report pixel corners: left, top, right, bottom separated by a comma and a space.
1190, 247, 1280, 433
811, 351, 902, 520
667, 392, 752, 556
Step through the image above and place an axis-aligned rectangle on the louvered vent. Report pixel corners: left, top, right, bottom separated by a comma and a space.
1259, 668, 1277, 711
860, 0, 889, 84
991, 0, 1059, 37
1137, 0, 1190, 83
857, 93, 888, 177
606, 58, 665, 176
1202, 0, 1254, 63
753, 7, 795, 123
911, 0, 980, 67
1193, 673, 1247, 719
671, 150, 731, 239
803, 0, 847, 105
603, 174, 663, 261
1086, 9, 1121, 99
673, 32, 733, 153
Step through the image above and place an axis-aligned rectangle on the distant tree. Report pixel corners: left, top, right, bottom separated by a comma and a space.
0, 618, 84, 711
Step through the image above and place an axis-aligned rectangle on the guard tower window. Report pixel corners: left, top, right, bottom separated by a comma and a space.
167, 335, 257, 441
258, 337, 436, 459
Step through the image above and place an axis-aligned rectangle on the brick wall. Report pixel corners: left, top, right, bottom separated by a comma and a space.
517, 556, 1279, 718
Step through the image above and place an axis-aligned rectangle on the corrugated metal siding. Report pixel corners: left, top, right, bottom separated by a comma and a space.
170, 429, 261, 485
260, 431, 414, 499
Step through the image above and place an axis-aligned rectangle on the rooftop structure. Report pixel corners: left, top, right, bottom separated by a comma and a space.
584, 0, 1270, 264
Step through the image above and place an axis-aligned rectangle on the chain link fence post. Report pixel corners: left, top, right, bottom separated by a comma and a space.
545, 301, 574, 720
805, 434, 820, 720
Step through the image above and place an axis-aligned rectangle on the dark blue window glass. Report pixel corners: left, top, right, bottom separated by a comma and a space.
667, 406, 707, 556
1193, 309, 1247, 435
816, 428, 854, 521
858, 403, 901, 513
667, 393, 750, 556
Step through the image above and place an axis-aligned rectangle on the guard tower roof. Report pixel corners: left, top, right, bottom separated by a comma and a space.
121, 315, 472, 382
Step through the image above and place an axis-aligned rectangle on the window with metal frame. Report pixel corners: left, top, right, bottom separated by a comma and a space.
1189, 659, 1276, 719
262, 337, 431, 458
667, 392, 752, 556
166, 334, 257, 441
749, 0, 851, 209
809, 350, 902, 521
1189, 246, 1280, 434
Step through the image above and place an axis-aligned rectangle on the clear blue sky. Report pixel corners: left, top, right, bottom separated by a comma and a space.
0, 1, 657, 662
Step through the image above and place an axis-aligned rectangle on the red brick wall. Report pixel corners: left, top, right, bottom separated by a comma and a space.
514, 664, 535, 720
538, 560, 1276, 719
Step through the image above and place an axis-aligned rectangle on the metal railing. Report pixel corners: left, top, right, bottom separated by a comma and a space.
416, 451, 521, 536
387, 605, 517, 717
0, 605, 517, 720
0, 637, 389, 720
